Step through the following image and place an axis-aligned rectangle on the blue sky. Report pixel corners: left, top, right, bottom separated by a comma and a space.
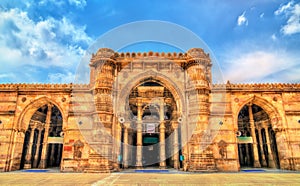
0, 0, 300, 83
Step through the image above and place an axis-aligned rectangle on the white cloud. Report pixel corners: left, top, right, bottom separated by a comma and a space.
222, 51, 299, 83
260, 13, 264, 18
68, 0, 87, 8
48, 72, 75, 83
237, 11, 248, 26
38, 0, 86, 9
282, 4, 300, 35
274, 1, 294, 15
263, 64, 300, 83
275, 1, 300, 35
38, 0, 65, 7
271, 33, 277, 41
0, 73, 16, 79
0, 8, 92, 83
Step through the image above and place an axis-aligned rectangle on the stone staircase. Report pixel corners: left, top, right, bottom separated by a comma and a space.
84, 153, 113, 173
189, 149, 217, 172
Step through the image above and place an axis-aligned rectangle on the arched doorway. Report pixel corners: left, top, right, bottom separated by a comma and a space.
121, 79, 182, 169
237, 103, 280, 169
20, 104, 63, 169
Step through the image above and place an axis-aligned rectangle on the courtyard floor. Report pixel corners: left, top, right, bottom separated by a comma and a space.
0, 168, 299, 185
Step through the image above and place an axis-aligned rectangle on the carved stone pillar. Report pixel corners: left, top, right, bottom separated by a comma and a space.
248, 103, 261, 168
123, 123, 130, 168
24, 122, 37, 169
257, 126, 267, 167
159, 121, 166, 168
33, 123, 44, 168
136, 100, 143, 168
263, 123, 276, 168
136, 121, 143, 168
171, 121, 179, 169
39, 104, 52, 169
159, 101, 166, 168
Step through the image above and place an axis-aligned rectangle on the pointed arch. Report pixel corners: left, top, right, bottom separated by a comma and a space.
17, 96, 66, 131
117, 70, 186, 116
236, 95, 283, 130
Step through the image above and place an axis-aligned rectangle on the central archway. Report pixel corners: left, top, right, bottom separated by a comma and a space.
118, 75, 185, 169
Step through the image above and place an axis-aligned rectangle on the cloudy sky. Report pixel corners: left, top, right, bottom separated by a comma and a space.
0, 0, 299, 83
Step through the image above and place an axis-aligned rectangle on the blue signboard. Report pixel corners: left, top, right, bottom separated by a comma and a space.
180, 155, 184, 161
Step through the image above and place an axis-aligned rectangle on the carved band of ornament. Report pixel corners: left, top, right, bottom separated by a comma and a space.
94, 88, 112, 94
90, 57, 115, 63
91, 59, 116, 68
187, 89, 210, 95
72, 84, 90, 89
0, 83, 77, 90
213, 83, 300, 90
186, 61, 210, 69
196, 89, 210, 94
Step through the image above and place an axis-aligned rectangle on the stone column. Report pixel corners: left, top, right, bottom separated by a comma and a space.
263, 122, 276, 168
113, 121, 122, 171
39, 104, 52, 169
24, 122, 37, 169
172, 121, 179, 169
136, 100, 143, 168
257, 125, 267, 167
123, 123, 130, 168
33, 123, 44, 168
159, 121, 166, 168
248, 103, 261, 168
159, 101, 166, 168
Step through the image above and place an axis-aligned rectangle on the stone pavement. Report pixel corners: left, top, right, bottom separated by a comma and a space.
0, 170, 299, 185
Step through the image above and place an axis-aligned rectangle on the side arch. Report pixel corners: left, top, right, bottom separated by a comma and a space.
235, 95, 292, 169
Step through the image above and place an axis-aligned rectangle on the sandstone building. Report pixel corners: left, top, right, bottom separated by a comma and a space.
0, 48, 299, 172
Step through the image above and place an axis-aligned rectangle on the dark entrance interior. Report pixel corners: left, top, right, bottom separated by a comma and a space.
142, 133, 159, 167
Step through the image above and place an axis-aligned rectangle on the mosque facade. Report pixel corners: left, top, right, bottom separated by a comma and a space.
0, 48, 299, 172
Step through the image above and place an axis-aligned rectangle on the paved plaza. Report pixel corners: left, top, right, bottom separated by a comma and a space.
0, 169, 299, 185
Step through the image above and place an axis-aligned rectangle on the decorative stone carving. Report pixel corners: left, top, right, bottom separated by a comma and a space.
218, 140, 228, 159
73, 140, 84, 159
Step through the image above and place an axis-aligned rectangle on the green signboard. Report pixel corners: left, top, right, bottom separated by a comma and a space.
237, 137, 253, 144
143, 137, 158, 144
